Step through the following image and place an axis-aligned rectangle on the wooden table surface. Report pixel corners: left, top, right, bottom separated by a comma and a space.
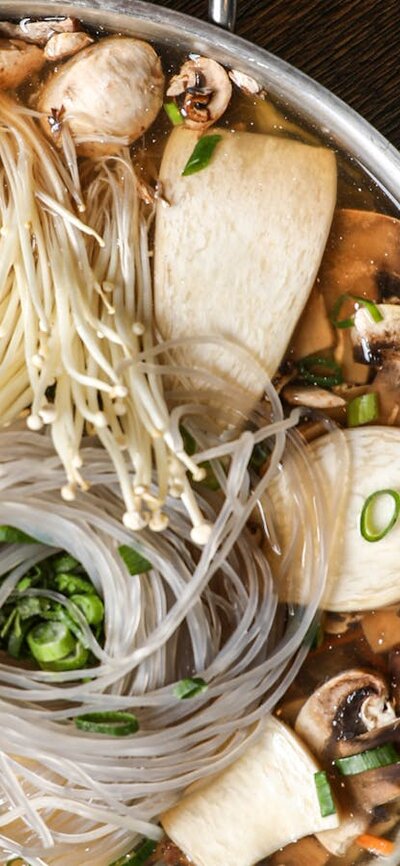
154, 0, 400, 151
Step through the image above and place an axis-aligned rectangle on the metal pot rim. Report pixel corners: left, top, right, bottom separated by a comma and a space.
2, 0, 400, 205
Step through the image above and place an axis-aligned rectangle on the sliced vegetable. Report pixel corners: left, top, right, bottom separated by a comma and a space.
297, 355, 343, 388
335, 744, 399, 776
347, 393, 379, 427
110, 838, 158, 866
75, 711, 139, 736
164, 101, 183, 126
174, 677, 208, 699
356, 834, 395, 857
43, 641, 89, 671
314, 771, 336, 818
70, 593, 104, 625
53, 554, 81, 573
0, 525, 38, 544
118, 544, 152, 575
330, 293, 384, 329
27, 620, 76, 663
360, 488, 400, 542
181, 134, 223, 176
55, 572, 97, 595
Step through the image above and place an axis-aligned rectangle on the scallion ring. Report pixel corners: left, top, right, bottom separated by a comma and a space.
27, 621, 75, 663
314, 770, 336, 817
336, 744, 399, 775
330, 293, 383, 329
347, 392, 379, 427
297, 355, 343, 388
174, 677, 208, 699
360, 488, 400, 542
74, 711, 139, 736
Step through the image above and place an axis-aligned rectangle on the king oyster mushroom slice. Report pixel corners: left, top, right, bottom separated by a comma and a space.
0, 17, 80, 46
44, 31, 94, 62
167, 56, 232, 129
0, 38, 45, 89
155, 128, 336, 396
38, 36, 164, 155
161, 715, 338, 866
295, 669, 396, 855
267, 425, 400, 611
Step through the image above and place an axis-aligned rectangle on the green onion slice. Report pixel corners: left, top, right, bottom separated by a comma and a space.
360, 488, 400, 542
297, 355, 343, 388
164, 101, 183, 126
119, 545, 152, 575
110, 838, 158, 866
0, 525, 38, 544
75, 711, 139, 736
27, 621, 75, 663
330, 293, 383, 329
336, 744, 399, 776
347, 392, 379, 428
314, 770, 336, 817
43, 641, 89, 671
53, 554, 81, 573
70, 593, 104, 626
55, 572, 97, 596
174, 677, 208, 699
182, 134, 222, 176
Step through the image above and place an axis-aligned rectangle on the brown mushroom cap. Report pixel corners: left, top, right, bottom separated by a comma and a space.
44, 31, 94, 62
295, 668, 395, 758
167, 56, 232, 130
0, 17, 80, 46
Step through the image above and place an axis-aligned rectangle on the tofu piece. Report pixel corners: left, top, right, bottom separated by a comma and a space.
155, 128, 337, 396
161, 715, 338, 866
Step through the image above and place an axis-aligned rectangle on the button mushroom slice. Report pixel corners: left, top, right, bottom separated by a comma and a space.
38, 36, 164, 155
167, 57, 232, 130
361, 606, 400, 654
228, 68, 265, 97
155, 128, 337, 396
0, 38, 45, 89
0, 16, 80, 46
268, 425, 400, 611
44, 31, 94, 61
334, 720, 400, 812
282, 385, 346, 409
161, 715, 338, 866
351, 303, 400, 363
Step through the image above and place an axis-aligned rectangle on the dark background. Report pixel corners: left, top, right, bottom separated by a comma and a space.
153, 0, 400, 150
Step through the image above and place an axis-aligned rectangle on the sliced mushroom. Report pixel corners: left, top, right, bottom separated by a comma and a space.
324, 612, 363, 635
38, 36, 164, 155
334, 720, 400, 811
0, 39, 45, 89
167, 57, 231, 130
290, 285, 335, 360
0, 16, 80, 46
351, 303, 400, 363
155, 128, 337, 396
362, 606, 400, 654
161, 715, 338, 866
282, 385, 345, 409
44, 31, 94, 61
228, 68, 265, 96
269, 835, 330, 866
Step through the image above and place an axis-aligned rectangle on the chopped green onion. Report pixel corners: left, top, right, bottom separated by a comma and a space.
347, 392, 379, 427
75, 711, 139, 737
43, 641, 89, 671
182, 134, 222, 176
109, 838, 158, 866
360, 488, 400, 542
297, 355, 343, 388
119, 545, 152, 575
0, 525, 38, 544
27, 620, 75, 663
330, 293, 383, 329
53, 554, 81, 573
174, 677, 208, 699
55, 572, 97, 596
70, 593, 104, 625
336, 744, 399, 776
164, 101, 183, 126
314, 771, 336, 817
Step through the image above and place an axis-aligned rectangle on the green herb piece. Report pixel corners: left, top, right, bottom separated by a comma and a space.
119, 545, 152, 575
250, 441, 269, 471
164, 101, 183, 126
347, 392, 379, 427
17, 596, 51, 620
75, 711, 139, 737
297, 355, 343, 388
43, 641, 89, 671
182, 134, 222, 176
174, 677, 208, 699
330, 293, 383, 329
7, 613, 32, 659
110, 838, 158, 866
0, 525, 38, 544
55, 572, 97, 596
70, 593, 104, 626
360, 488, 400, 542
336, 744, 399, 776
53, 554, 81, 573
27, 620, 75, 663
314, 771, 336, 817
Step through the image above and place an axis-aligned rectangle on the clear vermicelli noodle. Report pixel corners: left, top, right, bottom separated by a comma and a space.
0, 409, 338, 865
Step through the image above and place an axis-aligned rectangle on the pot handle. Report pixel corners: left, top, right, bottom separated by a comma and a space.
208, 0, 237, 31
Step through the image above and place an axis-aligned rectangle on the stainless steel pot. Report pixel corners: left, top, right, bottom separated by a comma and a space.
3, 0, 400, 207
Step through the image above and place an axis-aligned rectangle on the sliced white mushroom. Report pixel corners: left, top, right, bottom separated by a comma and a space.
0, 39, 45, 89
351, 303, 400, 361
161, 715, 338, 866
44, 31, 94, 61
228, 68, 265, 96
155, 128, 337, 396
268, 426, 400, 611
167, 57, 231, 129
38, 36, 164, 155
0, 17, 79, 46
282, 385, 345, 409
